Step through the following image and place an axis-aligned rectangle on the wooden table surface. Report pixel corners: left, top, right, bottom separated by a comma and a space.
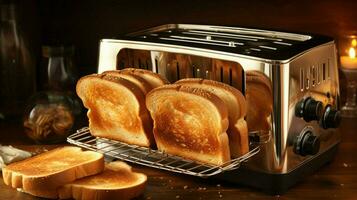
0, 118, 356, 200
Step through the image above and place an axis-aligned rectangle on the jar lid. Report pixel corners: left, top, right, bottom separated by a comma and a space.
42, 46, 75, 57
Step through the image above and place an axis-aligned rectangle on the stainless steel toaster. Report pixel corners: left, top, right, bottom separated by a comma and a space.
77, 24, 341, 194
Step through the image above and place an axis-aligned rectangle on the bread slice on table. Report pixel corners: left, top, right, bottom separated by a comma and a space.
102, 70, 153, 94
119, 68, 169, 88
175, 78, 249, 157
146, 84, 230, 165
246, 71, 273, 135
76, 74, 155, 147
58, 161, 147, 200
2, 146, 104, 198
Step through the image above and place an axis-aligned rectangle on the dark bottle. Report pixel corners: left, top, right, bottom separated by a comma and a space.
0, 3, 36, 119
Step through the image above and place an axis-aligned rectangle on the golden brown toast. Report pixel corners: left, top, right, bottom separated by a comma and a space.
102, 70, 153, 94
175, 78, 249, 157
120, 68, 169, 88
2, 146, 104, 198
58, 161, 147, 200
146, 84, 230, 165
76, 74, 154, 147
246, 71, 273, 135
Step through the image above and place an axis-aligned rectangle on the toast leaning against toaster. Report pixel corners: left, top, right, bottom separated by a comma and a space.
76, 69, 168, 148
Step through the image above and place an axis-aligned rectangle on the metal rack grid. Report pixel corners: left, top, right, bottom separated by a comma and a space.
67, 127, 260, 177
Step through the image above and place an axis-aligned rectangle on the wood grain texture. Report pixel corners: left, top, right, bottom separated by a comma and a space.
0, 118, 356, 199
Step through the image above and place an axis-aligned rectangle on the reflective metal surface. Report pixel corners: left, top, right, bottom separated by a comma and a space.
97, 24, 340, 174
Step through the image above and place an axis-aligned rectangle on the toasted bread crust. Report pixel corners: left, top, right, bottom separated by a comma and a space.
102, 70, 153, 94
176, 78, 247, 119
120, 68, 169, 87
175, 78, 249, 157
76, 74, 154, 147
146, 84, 230, 165
58, 161, 147, 200
2, 147, 104, 197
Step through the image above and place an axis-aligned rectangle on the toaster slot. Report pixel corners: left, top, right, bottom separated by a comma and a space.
116, 49, 244, 92
116, 49, 152, 70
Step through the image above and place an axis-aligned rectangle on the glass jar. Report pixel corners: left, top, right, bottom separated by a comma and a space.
23, 91, 80, 144
23, 46, 81, 144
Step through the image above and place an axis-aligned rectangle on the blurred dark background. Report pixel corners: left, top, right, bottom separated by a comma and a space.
0, 0, 355, 130
14, 0, 357, 77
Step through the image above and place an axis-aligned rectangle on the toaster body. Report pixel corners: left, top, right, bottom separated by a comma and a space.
97, 24, 341, 193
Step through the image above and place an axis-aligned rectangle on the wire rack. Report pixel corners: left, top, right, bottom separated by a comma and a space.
67, 127, 260, 177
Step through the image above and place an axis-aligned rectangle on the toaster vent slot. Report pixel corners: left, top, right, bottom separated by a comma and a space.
322, 63, 326, 81
298, 60, 330, 93
305, 67, 310, 90
300, 68, 304, 91
311, 65, 316, 87
327, 59, 330, 79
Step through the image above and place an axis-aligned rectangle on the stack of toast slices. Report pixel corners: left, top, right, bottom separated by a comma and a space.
76, 68, 169, 148
2, 146, 147, 200
76, 68, 252, 166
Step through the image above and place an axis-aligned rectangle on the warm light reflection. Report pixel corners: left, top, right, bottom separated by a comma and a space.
352, 39, 357, 47
349, 47, 356, 59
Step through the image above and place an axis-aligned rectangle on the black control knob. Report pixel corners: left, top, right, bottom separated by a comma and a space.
320, 105, 341, 129
295, 97, 323, 122
294, 130, 320, 156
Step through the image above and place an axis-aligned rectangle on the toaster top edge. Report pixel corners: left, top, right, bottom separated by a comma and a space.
113, 24, 333, 61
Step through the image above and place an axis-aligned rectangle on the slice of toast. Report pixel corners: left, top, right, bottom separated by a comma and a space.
146, 84, 230, 165
58, 161, 147, 200
246, 71, 273, 135
175, 78, 249, 157
120, 68, 169, 88
2, 146, 104, 198
76, 74, 154, 147
102, 70, 153, 94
